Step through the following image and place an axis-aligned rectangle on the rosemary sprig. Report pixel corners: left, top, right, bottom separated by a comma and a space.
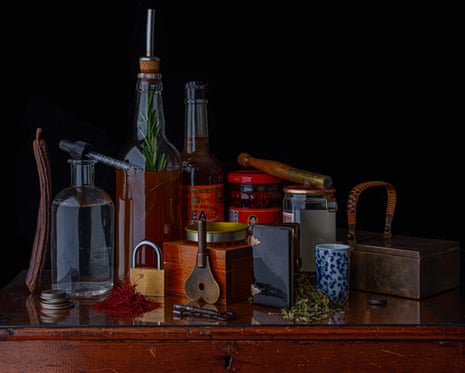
140, 88, 168, 171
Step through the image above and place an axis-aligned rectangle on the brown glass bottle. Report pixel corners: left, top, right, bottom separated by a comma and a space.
181, 81, 224, 229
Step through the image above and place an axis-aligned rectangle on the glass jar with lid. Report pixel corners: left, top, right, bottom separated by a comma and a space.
283, 185, 337, 272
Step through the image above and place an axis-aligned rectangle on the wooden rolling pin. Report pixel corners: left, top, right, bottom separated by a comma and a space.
237, 153, 333, 189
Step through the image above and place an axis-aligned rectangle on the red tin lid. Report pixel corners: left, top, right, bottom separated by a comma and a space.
227, 170, 283, 184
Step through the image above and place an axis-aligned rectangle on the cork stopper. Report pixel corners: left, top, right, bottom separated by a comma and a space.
139, 8, 160, 74
139, 57, 160, 73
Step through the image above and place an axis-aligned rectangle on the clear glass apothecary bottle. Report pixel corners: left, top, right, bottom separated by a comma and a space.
51, 159, 114, 298
282, 185, 337, 272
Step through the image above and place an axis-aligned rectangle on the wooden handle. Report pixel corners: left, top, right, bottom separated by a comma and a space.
237, 153, 332, 188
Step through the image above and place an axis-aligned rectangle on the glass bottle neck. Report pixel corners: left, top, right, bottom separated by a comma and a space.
69, 159, 96, 187
127, 71, 180, 172
184, 83, 210, 153
135, 73, 165, 141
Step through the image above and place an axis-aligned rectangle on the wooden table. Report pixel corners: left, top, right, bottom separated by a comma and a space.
1, 270, 464, 372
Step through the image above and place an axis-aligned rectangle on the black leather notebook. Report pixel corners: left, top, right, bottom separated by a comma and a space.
251, 223, 300, 309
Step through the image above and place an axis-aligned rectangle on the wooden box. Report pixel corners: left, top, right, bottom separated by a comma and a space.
163, 240, 252, 304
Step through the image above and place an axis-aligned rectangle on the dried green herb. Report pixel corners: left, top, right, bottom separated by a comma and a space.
280, 272, 344, 323
140, 88, 167, 171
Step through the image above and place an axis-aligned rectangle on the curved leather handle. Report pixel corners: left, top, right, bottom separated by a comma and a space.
347, 181, 396, 243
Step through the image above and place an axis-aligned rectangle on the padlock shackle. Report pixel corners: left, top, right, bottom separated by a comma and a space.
131, 240, 162, 269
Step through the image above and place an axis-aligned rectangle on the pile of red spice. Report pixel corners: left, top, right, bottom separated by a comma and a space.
90, 281, 161, 316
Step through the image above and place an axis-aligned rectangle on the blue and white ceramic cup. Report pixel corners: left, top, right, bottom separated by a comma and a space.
315, 243, 351, 305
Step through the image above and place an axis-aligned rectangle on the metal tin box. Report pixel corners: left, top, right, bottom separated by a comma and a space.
350, 233, 460, 299
346, 181, 461, 299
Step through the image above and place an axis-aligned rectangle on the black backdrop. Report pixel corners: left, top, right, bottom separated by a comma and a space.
6, 1, 463, 289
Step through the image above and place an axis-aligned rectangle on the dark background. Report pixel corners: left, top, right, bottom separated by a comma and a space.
5, 1, 463, 289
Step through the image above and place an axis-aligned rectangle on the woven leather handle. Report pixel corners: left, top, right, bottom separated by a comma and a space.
347, 181, 396, 243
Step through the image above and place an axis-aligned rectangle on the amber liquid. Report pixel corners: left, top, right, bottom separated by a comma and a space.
115, 168, 181, 285
181, 137, 224, 226
181, 138, 223, 184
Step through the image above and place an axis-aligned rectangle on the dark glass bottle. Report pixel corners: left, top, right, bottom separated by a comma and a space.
51, 159, 114, 298
115, 57, 182, 285
181, 81, 224, 229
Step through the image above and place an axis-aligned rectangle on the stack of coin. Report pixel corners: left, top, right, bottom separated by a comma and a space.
40, 289, 74, 310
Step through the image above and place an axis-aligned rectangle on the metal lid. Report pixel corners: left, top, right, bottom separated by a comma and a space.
283, 184, 336, 195
227, 170, 283, 184
185, 222, 248, 243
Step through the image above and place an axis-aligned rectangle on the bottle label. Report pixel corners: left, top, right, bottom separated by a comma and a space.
182, 184, 224, 226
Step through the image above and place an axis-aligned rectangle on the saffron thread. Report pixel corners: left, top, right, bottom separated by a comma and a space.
90, 281, 161, 316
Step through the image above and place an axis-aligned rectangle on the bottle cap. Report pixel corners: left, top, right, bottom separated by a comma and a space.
185, 81, 208, 102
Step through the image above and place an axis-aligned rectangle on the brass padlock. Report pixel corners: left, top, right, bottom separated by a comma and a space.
129, 240, 165, 297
